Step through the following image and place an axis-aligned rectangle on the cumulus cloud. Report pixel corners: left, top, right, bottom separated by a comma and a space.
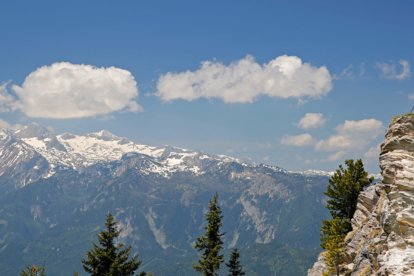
280, 133, 315, 146
156, 55, 332, 103
10, 62, 140, 119
315, 135, 353, 151
336, 119, 383, 135
376, 60, 411, 80
327, 151, 346, 161
364, 144, 381, 160
316, 119, 384, 151
0, 82, 18, 112
298, 113, 326, 129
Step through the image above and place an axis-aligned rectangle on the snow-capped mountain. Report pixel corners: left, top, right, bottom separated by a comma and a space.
0, 123, 331, 275
6, 124, 238, 176
1, 123, 330, 186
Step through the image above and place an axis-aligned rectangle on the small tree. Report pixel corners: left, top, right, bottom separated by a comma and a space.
21, 265, 45, 276
320, 218, 349, 250
82, 213, 144, 276
193, 193, 225, 276
325, 159, 373, 224
321, 159, 373, 275
322, 218, 347, 276
226, 248, 245, 276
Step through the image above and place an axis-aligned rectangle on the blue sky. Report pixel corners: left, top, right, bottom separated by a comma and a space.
1, 1, 413, 173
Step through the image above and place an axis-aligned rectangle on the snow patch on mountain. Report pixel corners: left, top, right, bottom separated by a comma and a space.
289, 169, 334, 177
0, 123, 338, 189
16, 127, 209, 176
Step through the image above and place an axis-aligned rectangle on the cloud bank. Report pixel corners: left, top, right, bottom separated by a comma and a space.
156, 55, 332, 103
316, 119, 383, 151
11, 62, 140, 119
280, 133, 315, 146
281, 118, 384, 164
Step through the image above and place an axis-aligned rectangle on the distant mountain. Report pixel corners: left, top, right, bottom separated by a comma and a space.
0, 124, 331, 275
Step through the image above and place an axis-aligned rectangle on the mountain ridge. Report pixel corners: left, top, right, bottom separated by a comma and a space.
0, 123, 332, 275
1, 123, 332, 187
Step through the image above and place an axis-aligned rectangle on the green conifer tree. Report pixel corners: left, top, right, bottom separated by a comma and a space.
226, 248, 245, 276
321, 159, 373, 275
325, 159, 373, 223
193, 193, 225, 276
322, 218, 347, 276
82, 213, 144, 276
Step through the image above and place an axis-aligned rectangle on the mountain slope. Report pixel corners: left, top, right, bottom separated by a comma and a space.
0, 124, 330, 275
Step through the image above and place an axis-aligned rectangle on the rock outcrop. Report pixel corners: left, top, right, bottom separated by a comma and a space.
308, 115, 414, 275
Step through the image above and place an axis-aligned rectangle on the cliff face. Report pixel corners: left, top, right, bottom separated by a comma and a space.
309, 115, 414, 275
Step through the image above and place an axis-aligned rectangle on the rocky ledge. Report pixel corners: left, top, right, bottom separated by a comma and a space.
308, 115, 414, 275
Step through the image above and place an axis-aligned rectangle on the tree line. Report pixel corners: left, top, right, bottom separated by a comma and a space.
21, 158, 372, 275
21, 193, 244, 276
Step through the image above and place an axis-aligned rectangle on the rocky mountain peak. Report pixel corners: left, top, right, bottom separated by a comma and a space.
87, 129, 120, 141
308, 114, 414, 275
13, 123, 54, 139
0, 121, 337, 274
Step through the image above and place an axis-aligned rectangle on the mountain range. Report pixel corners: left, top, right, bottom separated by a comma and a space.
0, 124, 333, 275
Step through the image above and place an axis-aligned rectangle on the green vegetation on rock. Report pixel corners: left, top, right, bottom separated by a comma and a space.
321, 159, 373, 275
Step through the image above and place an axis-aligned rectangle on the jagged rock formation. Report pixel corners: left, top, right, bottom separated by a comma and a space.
308, 115, 414, 275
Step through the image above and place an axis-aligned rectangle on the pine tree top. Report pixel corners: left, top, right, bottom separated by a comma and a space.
193, 192, 225, 276
81, 212, 143, 276
226, 248, 245, 276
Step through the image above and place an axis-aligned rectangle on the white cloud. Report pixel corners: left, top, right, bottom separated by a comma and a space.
327, 151, 346, 161
11, 62, 140, 119
364, 144, 381, 160
376, 60, 411, 80
315, 135, 353, 151
408, 93, 414, 101
280, 133, 315, 146
334, 64, 354, 80
298, 113, 326, 129
316, 119, 384, 151
0, 82, 18, 112
333, 63, 367, 80
335, 119, 383, 135
156, 55, 332, 103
